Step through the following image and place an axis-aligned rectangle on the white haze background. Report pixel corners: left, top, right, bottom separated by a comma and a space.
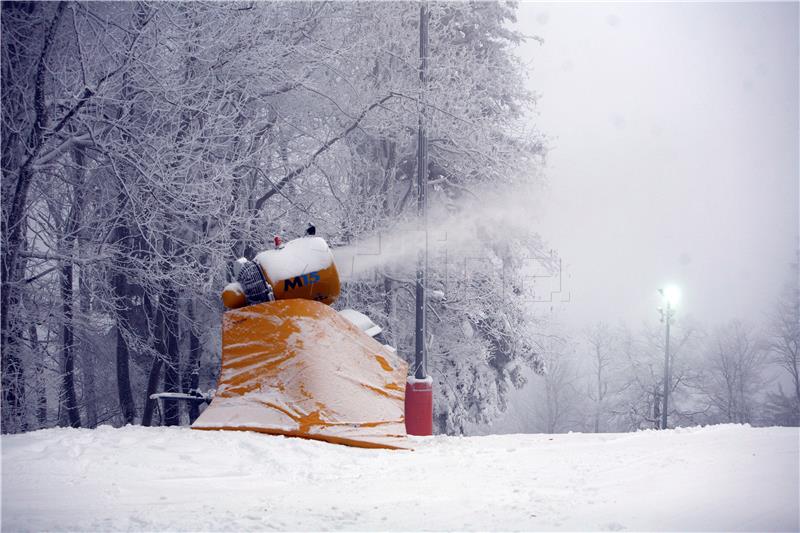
517, 2, 798, 328
338, 2, 800, 343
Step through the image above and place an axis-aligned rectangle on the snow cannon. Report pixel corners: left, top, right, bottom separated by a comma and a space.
221, 236, 340, 309
193, 236, 410, 449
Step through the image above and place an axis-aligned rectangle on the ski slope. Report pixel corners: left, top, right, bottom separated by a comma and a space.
2, 424, 797, 531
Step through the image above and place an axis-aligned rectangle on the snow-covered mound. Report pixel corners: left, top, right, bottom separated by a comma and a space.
2, 424, 797, 531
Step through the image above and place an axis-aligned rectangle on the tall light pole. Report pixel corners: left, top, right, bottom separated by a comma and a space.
405, 3, 433, 436
658, 285, 679, 430
414, 2, 429, 381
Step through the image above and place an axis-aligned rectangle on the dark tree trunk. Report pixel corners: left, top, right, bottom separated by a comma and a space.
112, 210, 136, 425
1, 7, 66, 427
60, 259, 81, 428
141, 355, 164, 427
1, 307, 26, 433
1, 216, 31, 433
383, 276, 394, 345
115, 314, 136, 425
57, 145, 87, 429
28, 323, 47, 427
653, 386, 660, 429
142, 301, 168, 427
184, 299, 202, 423
67, 145, 97, 429
161, 287, 181, 426
78, 262, 98, 428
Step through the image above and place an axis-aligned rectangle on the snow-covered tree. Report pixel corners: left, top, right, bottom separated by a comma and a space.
764, 281, 800, 424
699, 321, 768, 424
1, 1, 548, 434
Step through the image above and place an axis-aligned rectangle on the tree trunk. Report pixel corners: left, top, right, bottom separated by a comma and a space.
594, 348, 602, 433
382, 276, 394, 346
78, 263, 97, 428
184, 299, 202, 423
161, 287, 181, 426
141, 355, 164, 427
1, 214, 32, 433
112, 212, 136, 425
142, 299, 165, 427
1, 6, 66, 430
143, 290, 184, 427
57, 145, 88, 429
60, 258, 81, 428
29, 323, 47, 427
652, 386, 660, 429
1, 296, 26, 433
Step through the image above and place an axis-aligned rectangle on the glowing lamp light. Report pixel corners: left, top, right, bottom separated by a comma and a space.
662, 284, 681, 307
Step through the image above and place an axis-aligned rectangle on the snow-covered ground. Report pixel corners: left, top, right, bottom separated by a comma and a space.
2, 424, 797, 531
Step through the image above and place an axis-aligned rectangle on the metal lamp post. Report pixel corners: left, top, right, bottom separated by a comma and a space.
405, 3, 433, 436
658, 285, 679, 430
414, 2, 429, 382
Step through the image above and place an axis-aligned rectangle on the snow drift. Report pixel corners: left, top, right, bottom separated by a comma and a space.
2, 424, 797, 531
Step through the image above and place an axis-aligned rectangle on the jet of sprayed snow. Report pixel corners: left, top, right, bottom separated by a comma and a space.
333, 184, 552, 282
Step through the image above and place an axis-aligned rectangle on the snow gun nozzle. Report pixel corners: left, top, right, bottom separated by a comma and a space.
222, 236, 340, 309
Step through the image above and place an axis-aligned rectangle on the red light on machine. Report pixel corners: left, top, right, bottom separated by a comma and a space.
404, 376, 433, 436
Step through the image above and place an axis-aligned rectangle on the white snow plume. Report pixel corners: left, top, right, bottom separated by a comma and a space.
333, 183, 554, 282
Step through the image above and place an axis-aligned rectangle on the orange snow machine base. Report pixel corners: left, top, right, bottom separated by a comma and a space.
191, 299, 410, 450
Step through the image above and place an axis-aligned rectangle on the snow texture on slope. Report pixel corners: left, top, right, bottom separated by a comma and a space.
2, 424, 797, 531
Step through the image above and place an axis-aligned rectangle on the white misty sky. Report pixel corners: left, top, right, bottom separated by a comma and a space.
515, 2, 799, 328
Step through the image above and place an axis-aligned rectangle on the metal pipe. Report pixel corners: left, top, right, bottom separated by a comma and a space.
414, 3, 429, 380
661, 301, 671, 429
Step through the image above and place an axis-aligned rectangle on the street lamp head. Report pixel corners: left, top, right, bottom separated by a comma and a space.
661, 284, 681, 308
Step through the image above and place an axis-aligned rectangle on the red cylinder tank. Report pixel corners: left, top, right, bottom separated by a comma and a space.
404, 376, 433, 436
